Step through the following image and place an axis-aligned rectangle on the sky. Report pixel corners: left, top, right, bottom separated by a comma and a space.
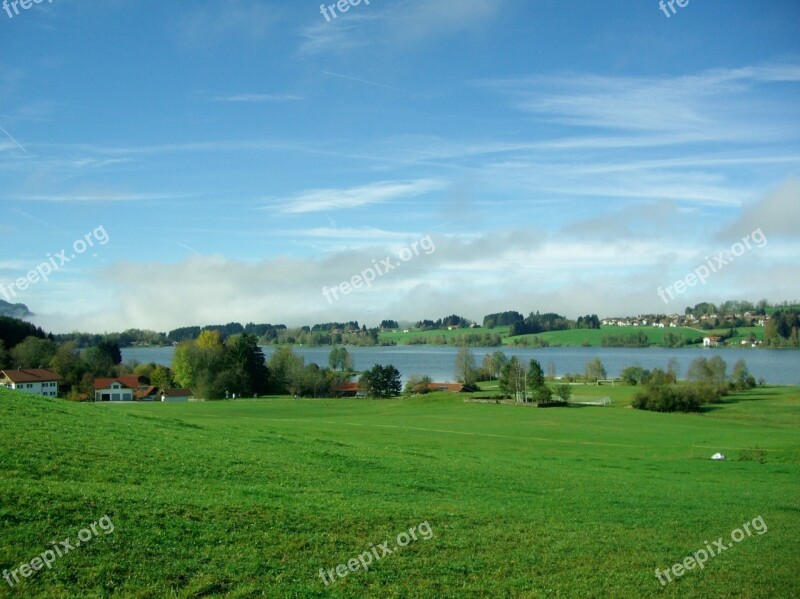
1, 0, 799, 334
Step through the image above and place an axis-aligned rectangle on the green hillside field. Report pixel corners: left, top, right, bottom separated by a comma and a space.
380, 325, 767, 348
378, 326, 511, 345
1, 386, 798, 597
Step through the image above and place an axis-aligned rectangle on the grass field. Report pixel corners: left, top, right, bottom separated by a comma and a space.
379, 325, 767, 348
1, 387, 798, 598
502, 326, 705, 347
379, 326, 511, 345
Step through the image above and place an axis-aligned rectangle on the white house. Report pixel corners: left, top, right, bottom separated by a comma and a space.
93, 375, 148, 402
160, 388, 194, 402
0, 368, 60, 397
703, 336, 722, 348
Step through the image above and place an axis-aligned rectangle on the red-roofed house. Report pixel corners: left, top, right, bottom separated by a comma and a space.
0, 368, 60, 397
94, 375, 149, 402
334, 382, 366, 398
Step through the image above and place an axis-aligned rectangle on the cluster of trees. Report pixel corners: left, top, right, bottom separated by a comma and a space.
509, 312, 572, 336
446, 348, 578, 404
328, 347, 354, 371
168, 323, 287, 344
310, 321, 361, 333
631, 369, 711, 413
764, 310, 800, 347
602, 331, 696, 348
172, 331, 269, 399
576, 314, 601, 329
482, 311, 524, 328
359, 364, 402, 398
415, 315, 473, 330
483, 311, 599, 333
0, 316, 50, 350
508, 336, 551, 347
406, 332, 503, 347
621, 360, 679, 386
631, 357, 757, 413
496, 357, 572, 404
601, 331, 650, 348
266, 347, 341, 397
55, 329, 168, 348
379, 320, 399, 330
404, 374, 433, 395
506, 312, 599, 337
172, 335, 359, 400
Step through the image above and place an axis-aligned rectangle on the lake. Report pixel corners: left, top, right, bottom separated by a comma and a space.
121, 345, 800, 386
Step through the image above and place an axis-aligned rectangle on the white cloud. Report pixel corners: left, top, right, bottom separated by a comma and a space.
176, 0, 277, 48
212, 93, 303, 103
481, 64, 800, 142
269, 179, 445, 214
720, 176, 800, 240
298, 0, 504, 56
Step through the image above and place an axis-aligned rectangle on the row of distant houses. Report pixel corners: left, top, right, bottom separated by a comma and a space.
0, 369, 193, 402
602, 313, 771, 328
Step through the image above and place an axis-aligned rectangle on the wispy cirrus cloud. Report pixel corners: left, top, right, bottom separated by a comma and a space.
11, 189, 195, 203
211, 93, 303, 103
269, 179, 445, 214
176, 0, 277, 48
299, 0, 504, 56
294, 227, 419, 241
481, 64, 800, 140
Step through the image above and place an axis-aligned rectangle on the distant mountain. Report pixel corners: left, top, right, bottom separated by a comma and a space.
0, 300, 33, 319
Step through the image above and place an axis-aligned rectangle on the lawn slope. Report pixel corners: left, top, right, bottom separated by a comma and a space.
1, 388, 798, 597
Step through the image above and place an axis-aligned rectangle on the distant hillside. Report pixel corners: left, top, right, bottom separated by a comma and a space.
0, 300, 32, 319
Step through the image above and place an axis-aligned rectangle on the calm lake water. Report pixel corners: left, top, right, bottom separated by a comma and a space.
121, 345, 800, 386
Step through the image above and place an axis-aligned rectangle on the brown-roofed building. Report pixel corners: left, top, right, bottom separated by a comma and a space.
160, 388, 194, 402
135, 386, 161, 401
0, 368, 60, 397
334, 382, 366, 398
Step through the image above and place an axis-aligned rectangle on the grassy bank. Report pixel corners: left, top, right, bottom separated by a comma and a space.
1, 387, 798, 597
379, 325, 767, 348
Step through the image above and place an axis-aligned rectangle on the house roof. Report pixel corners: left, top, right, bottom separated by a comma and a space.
161, 388, 193, 397
135, 386, 159, 399
335, 382, 361, 392
0, 368, 60, 383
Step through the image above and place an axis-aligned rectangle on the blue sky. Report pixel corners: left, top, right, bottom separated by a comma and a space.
1, 0, 799, 333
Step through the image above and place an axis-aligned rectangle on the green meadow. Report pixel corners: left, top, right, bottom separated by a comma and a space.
1, 386, 798, 598
379, 326, 511, 345
378, 325, 767, 347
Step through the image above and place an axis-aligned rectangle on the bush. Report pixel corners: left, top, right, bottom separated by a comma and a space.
531, 385, 553, 405
404, 375, 432, 395
555, 384, 572, 403
621, 365, 650, 386
632, 382, 721, 413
